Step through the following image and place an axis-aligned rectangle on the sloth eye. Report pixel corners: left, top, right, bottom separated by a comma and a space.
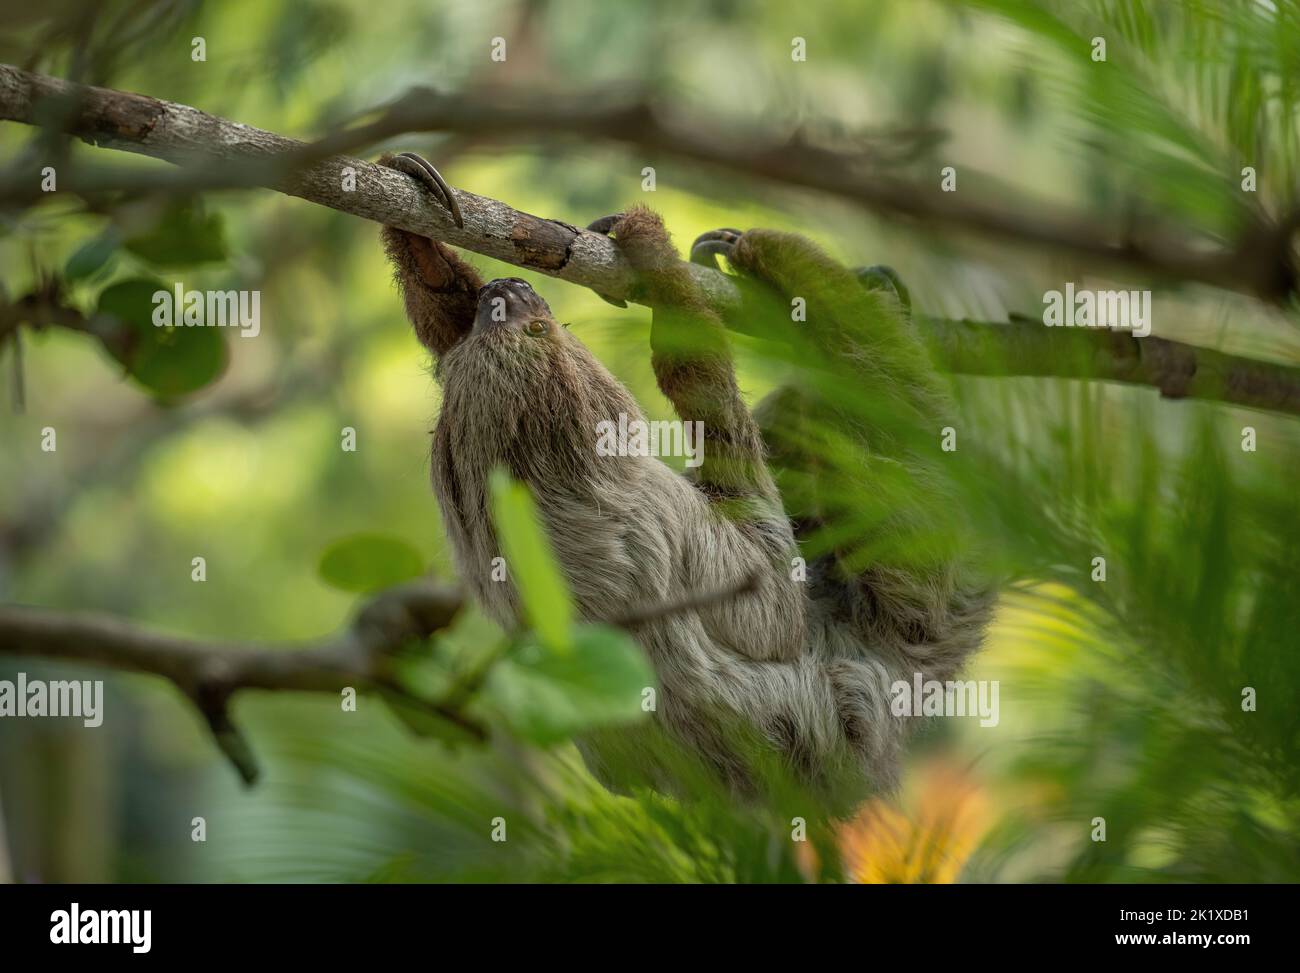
524, 319, 548, 336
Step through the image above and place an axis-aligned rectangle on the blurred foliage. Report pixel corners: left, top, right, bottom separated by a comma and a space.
0, 0, 1297, 884
95, 277, 229, 398
317, 533, 424, 593
488, 469, 573, 654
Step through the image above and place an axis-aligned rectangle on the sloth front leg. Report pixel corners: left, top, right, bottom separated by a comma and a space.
587, 207, 776, 505
588, 206, 805, 664
379, 152, 482, 358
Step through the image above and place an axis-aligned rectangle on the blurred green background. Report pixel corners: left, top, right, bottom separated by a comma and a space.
0, 0, 1297, 883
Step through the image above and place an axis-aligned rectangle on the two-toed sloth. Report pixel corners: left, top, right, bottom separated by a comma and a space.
381, 153, 991, 802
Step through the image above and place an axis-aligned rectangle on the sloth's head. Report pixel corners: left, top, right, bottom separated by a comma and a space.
441, 275, 578, 399
438, 277, 641, 457
472, 277, 561, 341
447, 275, 581, 393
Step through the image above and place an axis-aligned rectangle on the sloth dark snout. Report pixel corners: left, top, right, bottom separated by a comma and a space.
474, 277, 550, 331
478, 277, 532, 299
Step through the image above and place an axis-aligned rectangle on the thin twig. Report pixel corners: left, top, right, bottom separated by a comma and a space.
610, 571, 763, 630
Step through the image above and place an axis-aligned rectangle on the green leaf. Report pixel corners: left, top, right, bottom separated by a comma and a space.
122, 199, 228, 268
487, 468, 573, 653
486, 625, 655, 745
95, 278, 227, 399
317, 533, 426, 593
381, 693, 482, 748
65, 231, 119, 281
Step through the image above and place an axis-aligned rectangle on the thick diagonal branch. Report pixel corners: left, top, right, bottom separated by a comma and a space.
0, 63, 682, 304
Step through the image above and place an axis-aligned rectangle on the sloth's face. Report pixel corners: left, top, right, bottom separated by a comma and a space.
442, 275, 589, 421
473, 277, 560, 340
440, 275, 640, 454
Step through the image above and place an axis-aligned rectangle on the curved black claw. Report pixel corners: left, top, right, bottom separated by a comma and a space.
855, 264, 912, 316
584, 213, 629, 307
585, 213, 623, 236
690, 228, 743, 270
392, 151, 464, 229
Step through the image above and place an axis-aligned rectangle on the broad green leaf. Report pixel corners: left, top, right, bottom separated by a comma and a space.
318, 533, 425, 593
486, 625, 655, 745
123, 199, 229, 267
95, 278, 227, 399
488, 468, 573, 653
65, 231, 119, 281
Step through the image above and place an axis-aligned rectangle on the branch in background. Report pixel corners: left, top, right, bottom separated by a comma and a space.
0, 572, 768, 784
0, 582, 475, 784
313, 86, 1300, 306
7, 277, 1299, 417
1, 64, 1298, 416
0, 279, 134, 362
925, 316, 1300, 416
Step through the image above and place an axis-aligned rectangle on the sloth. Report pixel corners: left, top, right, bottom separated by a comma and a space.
380, 152, 991, 802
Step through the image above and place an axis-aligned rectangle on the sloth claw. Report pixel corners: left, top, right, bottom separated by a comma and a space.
584, 213, 630, 307
854, 263, 912, 315
690, 228, 743, 270
391, 151, 464, 229
585, 213, 624, 236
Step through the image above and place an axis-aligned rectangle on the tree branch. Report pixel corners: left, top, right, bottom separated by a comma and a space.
2, 63, 1298, 416
0, 582, 477, 784
313, 85, 1300, 306
925, 315, 1300, 416
5, 63, 1296, 305
0, 63, 690, 304
0, 570, 774, 785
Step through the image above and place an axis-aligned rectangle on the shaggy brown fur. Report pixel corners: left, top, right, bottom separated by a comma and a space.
382, 194, 991, 800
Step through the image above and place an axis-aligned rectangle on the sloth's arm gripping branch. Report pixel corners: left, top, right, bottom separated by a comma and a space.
589, 207, 777, 505
589, 207, 804, 663
379, 153, 483, 358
